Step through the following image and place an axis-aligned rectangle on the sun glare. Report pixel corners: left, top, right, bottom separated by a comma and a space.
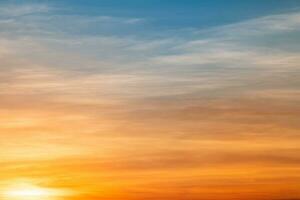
2, 182, 70, 200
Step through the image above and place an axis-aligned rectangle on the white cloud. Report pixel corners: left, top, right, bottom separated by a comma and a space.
152, 11, 300, 69
194, 11, 300, 37
0, 4, 50, 17
0, 2, 299, 106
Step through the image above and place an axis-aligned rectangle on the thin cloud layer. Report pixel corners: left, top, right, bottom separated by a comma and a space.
0, 2, 300, 200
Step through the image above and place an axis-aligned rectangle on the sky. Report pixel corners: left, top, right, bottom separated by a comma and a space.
0, 1, 300, 200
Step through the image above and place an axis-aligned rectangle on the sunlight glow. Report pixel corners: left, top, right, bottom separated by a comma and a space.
3, 182, 71, 200
6, 187, 50, 197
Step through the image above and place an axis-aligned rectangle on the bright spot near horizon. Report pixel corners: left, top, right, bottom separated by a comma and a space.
2, 182, 71, 200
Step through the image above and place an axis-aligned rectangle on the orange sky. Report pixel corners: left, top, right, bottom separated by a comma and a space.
1, 96, 300, 200
1, 2, 300, 200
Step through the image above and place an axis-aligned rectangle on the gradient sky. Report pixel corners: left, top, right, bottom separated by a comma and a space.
1, 1, 300, 200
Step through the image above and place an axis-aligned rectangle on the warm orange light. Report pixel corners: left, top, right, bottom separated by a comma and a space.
3, 182, 71, 200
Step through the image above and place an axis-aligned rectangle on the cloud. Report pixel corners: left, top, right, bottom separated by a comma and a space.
0, 3, 300, 200
0, 4, 50, 17
1, 5, 300, 139
190, 11, 300, 39
150, 11, 300, 70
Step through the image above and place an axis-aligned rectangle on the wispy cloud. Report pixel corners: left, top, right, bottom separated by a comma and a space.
1, 2, 300, 200
0, 4, 50, 17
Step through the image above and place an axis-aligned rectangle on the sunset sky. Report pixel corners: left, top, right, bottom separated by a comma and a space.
1, 1, 300, 200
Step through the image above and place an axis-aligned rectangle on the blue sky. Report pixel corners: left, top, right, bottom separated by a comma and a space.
2, 0, 300, 37
0, 0, 300, 96
61, 0, 300, 29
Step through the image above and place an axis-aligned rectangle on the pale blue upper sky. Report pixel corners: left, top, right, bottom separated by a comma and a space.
0, 1, 300, 101
1, 0, 300, 37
